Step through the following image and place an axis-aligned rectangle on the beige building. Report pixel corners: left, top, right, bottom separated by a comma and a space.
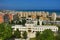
51, 12, 57, 21
12, 11, 56, 21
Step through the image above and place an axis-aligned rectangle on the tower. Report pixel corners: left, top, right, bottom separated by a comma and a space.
51, 12, 57, 21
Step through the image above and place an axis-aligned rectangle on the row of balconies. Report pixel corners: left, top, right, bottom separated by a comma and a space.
12, 25, 58, 32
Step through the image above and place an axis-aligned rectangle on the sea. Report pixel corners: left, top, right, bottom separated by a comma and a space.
15, 10, 60, 15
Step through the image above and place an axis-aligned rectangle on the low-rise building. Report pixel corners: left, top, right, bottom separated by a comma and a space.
12, 24, 58, 38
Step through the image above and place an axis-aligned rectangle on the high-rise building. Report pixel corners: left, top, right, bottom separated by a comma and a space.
51, 12, 57, 21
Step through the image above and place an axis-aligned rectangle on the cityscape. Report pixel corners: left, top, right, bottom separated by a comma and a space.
0, 0, 60, 40
0, 10, 60, 40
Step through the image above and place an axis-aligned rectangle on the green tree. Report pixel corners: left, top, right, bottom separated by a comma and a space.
16, 21, 19, 25
19, 21, 22, 25
22, 31, 27, 40
10, 20, 14, 24
22, 19, 26, 26
36, 31, 41, 40
0, 23, 12, 40
56, 18, 60, 21
42, 22, 45, 25
14, 29, 21, 38
42, 29, 55, 40
55, 35, 60, 40
55, 25, 60, 40
37, 21, 40, 25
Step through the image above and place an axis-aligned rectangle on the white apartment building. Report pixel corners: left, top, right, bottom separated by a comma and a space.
12, 25, 58, 32
12, 17, 58, 33
51, 12, 57, 21
12, 23, 58, 38
12, 24, 58, 38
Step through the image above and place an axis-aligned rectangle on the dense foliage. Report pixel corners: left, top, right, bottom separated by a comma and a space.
14, 29, 21, 38
22, 31, 27, 40
36, 29, 55, 40
0, 23, 12, 40
37, 21, 40, 25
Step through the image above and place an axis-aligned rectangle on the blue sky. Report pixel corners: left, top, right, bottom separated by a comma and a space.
0, 0, 60, 10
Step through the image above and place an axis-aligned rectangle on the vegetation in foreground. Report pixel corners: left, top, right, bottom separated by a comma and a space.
0, 23, 60, 40
0, 23, 12, 40
30, 25, 60, 40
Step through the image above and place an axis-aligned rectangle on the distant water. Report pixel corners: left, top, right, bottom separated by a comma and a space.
16, 10, 60, 15
48, 10, 60, 15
